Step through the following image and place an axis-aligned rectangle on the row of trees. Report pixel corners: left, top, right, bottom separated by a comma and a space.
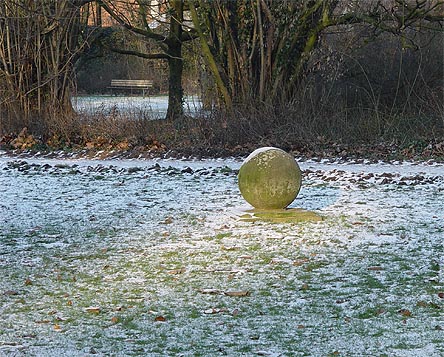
1, 0, 443, 137
0, 0, 89, 135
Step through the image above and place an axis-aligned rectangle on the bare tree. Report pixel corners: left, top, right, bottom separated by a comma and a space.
189, 0, 444, 109
96, 0, 196, 121
0, 0, 92, 136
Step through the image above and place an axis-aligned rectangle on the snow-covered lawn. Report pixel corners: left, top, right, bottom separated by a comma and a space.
1, 152, 443, 356
72, 95, 202, 118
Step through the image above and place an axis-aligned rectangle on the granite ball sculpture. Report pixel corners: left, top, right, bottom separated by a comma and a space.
238, 147, 302, 209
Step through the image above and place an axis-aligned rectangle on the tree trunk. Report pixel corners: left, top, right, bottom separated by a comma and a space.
166, 42, 184, 120
165, 0, 185, 121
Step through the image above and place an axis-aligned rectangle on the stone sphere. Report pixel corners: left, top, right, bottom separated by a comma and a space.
238, 147, 302, 209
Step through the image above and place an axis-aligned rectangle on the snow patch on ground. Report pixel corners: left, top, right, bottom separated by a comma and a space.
1, 153, 443, 356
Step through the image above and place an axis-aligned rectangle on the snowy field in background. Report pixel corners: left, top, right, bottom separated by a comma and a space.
1, 152, 444, 356
72, 95, 203, 119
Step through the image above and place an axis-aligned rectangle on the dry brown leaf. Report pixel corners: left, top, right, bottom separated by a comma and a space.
167, 267, 186, 275
238, 255, 253, 260
224, 290, 250, 297
222, 245, 238, 251
203, 308, 227, 314
293, 258, 309, 266
199, 289, 222, 295
35, 319, 50, 324
300, 283, 309, 291
111, 316, 119, 324
162, 217, 173, 224
438, 292, 444, 299
375, 308, 385, 315
270, 258, 290, 265
398, 309, 412, 317
155, 315, 166, 322
368, 266, 384, 271
85, 306, 101, 314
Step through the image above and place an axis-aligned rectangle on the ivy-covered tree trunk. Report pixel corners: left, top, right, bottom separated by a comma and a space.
191, 0, 444, 110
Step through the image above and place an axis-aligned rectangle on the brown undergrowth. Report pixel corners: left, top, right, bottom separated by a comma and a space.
1, 107, 444, 162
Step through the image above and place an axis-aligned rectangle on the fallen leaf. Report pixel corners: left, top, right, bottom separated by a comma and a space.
25, 278, 33, 286
111, 316, 119, 324
154, 315, 166, 322
3, 290, 19, 296
162, 217, 173, 224
368, 266, 384, 271
204, 308, 227, 314
199, 289, 222, 295
398, 309, 412, 317
375, 308, 385, 315
54, 324, 62, 331
293, 258, 309, 266
232, 308, 240, 316
35, 319, 50, 324
270, 258, 291, 265
222, 245, 238, 251
239, 255, 253, 260
224, 291, 250, 297
85, 306, 101, 314
438, 292, 444, 299
167, 267, 186, 275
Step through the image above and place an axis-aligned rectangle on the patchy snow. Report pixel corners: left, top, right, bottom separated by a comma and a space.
242, 147, 285, 165
1, 153, 443, 356
72, 95, 203, 119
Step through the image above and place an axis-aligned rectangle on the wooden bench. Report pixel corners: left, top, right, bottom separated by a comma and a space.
109, 79, 153, 96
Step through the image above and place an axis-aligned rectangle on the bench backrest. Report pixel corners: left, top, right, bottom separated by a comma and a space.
110, 79, 153, 87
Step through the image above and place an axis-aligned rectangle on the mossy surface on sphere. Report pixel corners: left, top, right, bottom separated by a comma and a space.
238, 147, 302, 209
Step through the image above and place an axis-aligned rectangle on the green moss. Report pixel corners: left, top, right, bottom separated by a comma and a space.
238, 147, 302, 209
239, 208, 322, 223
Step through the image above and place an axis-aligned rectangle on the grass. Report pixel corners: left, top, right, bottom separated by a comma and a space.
1, 159, 444, 356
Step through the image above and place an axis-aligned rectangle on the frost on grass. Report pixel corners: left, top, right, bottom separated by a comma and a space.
0, 155, 443, 356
